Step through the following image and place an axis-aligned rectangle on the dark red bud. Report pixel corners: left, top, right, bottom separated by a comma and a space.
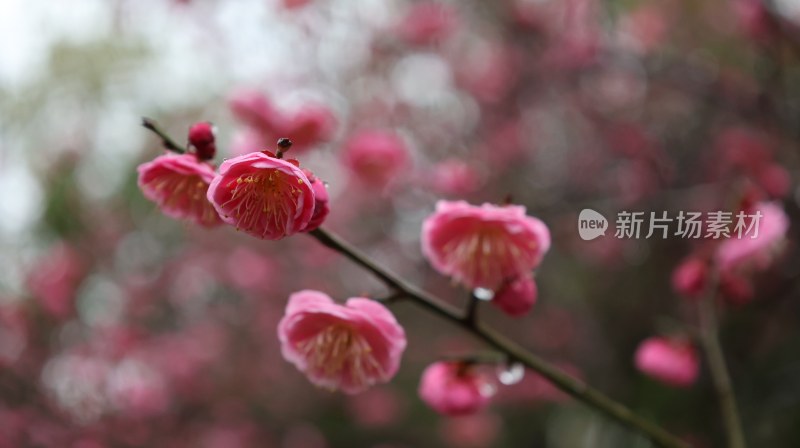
188, 122, 216, 160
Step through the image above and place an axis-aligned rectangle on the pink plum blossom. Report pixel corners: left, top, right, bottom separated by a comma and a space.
396, 3, 458, 46
429, 159, 482, 196
421, 201, 551, 290
671, 257, 708, 298
716, 201, 789, 273
206, 151, 316, 240
418, 362, 494, 416
228, 89, 336, 154
491, 276, 537, 317
303, 170, 329, 232
274, 105, 337, 153
342, 130, 409, 188
228, 89, 276, 132
278, 290, 407, 394
137, 154, 223, 227
438, 413, 502, 448
26, 243, 85, 319
635, 337, 699, 388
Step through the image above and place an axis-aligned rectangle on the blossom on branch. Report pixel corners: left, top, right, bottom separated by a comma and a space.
418, 361, 494, 415
421, 201, 551, 290
137, 154, 223, 227
278, 290, 407, 394
207, 152, 317, 240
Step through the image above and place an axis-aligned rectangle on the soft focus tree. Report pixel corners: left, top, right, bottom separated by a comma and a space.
2, 0, 800, 447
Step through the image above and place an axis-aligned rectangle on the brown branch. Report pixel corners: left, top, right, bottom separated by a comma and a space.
308, 227, 689, 448
141, 117, 187, 154
698, 274, 747, 448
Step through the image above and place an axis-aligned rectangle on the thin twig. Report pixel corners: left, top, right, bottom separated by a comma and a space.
308, 227, 688, 448
141, 117, 187, 154
464, 292, 480, 325
698, 273, 747, 448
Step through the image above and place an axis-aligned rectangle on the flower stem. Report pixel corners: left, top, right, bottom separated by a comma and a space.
308, 227, 688, 448
141, 117, 187, 154
464, 292, 480, 325
698, 288, 747, 448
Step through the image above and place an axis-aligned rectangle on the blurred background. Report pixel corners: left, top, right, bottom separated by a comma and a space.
2, 0, 800, 446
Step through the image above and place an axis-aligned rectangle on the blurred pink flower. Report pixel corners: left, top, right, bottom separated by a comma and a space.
282, 0, 314, 9
229, 129, 265, 157
671, 257, 708, 298
229, 89, 336, 154
224, 247, 278, 293
396, 3, 458, 46
342, 130, 409, 188
419, 362, 494, 416
734, 0, 777, 43
754, 163, 791, 198
26, 243, 85, 318
0, 305, 27, 367
107, 358, 170, 418
278, 290, 406, 394
429, 159, 482, 197
421, 201, 551, 290
207, 151, 316, 240
347, 387, 406, 427
228, 89, 276, 132
438, 413, 501, 448
635, 337, 699, 388
617, 5, 670, 54
456, 42, 518, 104
719, 271, 755, 306
491, 276, 537, 317
275, 105, 337, 153
716, 201, 789, 273
137, 154, 223, 227
304, 169, 329, 232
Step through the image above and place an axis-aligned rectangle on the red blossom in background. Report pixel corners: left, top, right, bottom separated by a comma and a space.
418, 362, 494, 416
635, 337, 699, 388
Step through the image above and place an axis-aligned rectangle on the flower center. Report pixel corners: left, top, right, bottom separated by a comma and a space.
222, 169, 305, 236
297, 324, 383, 390
441, 224, 537, 287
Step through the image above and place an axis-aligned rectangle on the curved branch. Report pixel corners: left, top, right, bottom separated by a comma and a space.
308, 227, 688, 448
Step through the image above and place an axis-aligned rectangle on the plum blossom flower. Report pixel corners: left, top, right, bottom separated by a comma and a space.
342, 130, 409, 188
429, 159, 483, 196
228, 89, 336, 154
671, 257, 708, 298
491, 276, 537, 317
278, 290, 406, 394
418, 362, 494, 415
303, 170, 329, 232
634, 337, 699, 388
26, 242, 85, 318
137, 154, 223, 227
421, 201, 551, 290
207, 152, 316, 240
396, 3, 458, 46
276, 105, 337, 153
716, 201, 789, 273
